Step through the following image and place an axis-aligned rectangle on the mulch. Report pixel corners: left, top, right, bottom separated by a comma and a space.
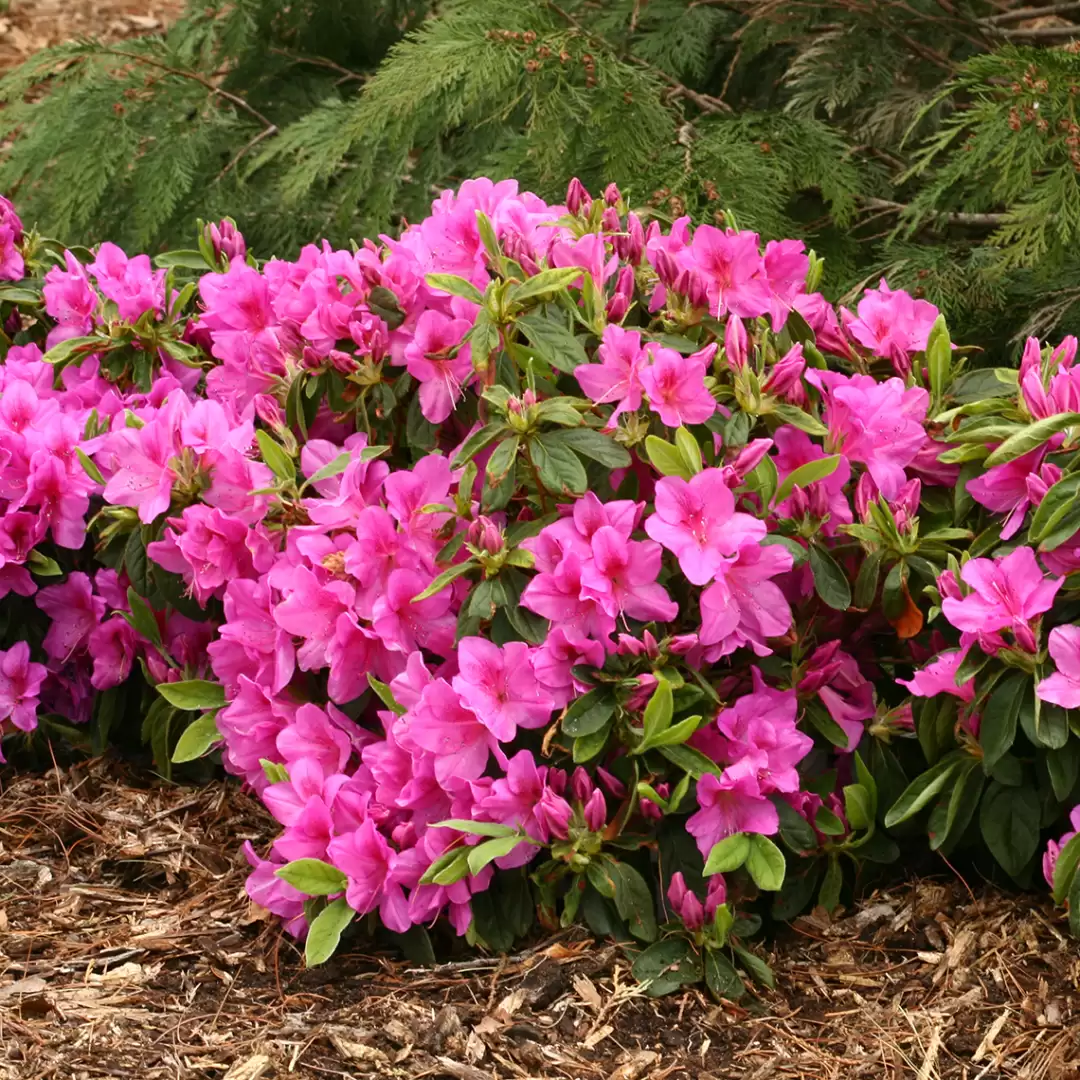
2, 760, 1080, 1080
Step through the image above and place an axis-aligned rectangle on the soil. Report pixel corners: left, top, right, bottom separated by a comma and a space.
2, 760, 1080, 1080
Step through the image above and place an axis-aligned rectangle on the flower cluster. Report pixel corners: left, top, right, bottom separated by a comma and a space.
4, 176, 1080, 989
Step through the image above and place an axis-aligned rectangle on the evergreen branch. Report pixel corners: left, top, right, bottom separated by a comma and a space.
95, 47, 276, 129
989, 24, 1080, 40
859, 196, 1015, 227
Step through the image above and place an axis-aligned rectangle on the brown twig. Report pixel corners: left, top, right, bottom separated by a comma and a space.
982, 0, 1080, 23
214, 123, 279, 183
858, 196, 1013, 227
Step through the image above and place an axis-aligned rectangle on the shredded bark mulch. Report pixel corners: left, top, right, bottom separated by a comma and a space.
2, 760, 1080, 1079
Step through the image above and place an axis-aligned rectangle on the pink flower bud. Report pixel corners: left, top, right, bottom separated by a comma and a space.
937, 568, 962, 601
761, 343, 805, 398
603, 182, 622, 206
328, 348, 359, 374
597, 767, 627, 798
571, 767, 593, 803
566, 178, 591, 216
854, 472, 877, 522
625, 213, 645, 264
467, 515, 503, 554
724, 315, 747, 371
204, 218, 246, 264
606, 292, 629, 322
584, 789, 607, 831
653, 248, 679, 288
892, 478, 921, 533
1027, 462, 1063, 506
704, 874, 728, 921
254, 394, 286, 431
537, 787, 572, 840
667, 872, 704, 931
601, 207, 621, 233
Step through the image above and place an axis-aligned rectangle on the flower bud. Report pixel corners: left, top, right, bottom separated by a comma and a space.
596, 766, 627, 798
254, 394, 286, 431
571, 767, 593, 804
203, 218, 246, 264
566, 178, 592, 216
601, 207, 621, 234
537, 787, 572, 840
667, 872, 705, 931
892, 478, 921, 533
583, 789, 607, 832
653, 248, 680, 288
937, 568, 962, 601
724, 315, 747, 371
603, 182, 622, 207
1027, 461, 1063, 506
854, 472, 877, 523
704, 874, 728, 921
761, 343, 806, 399
625, 213, 645, 265
467, 515, 503, 555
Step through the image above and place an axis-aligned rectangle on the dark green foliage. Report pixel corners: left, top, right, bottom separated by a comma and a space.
6, 0, 1080, 355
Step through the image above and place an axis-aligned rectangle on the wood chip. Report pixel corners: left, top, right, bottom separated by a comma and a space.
222, 1054, 271, 1080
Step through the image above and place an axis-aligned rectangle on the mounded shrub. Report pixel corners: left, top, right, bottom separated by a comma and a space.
3, 178, 1080, 993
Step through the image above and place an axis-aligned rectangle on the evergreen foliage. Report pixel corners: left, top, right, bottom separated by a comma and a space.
5, 0, 1080, 354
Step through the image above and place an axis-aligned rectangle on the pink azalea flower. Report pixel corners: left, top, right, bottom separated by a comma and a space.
452, 638, 555, 742
667, 871, 705, 930
798, 641, 875, 750
639, 343, 717, 427
371, 567, 456, 657
88, 242, 165, 322
967, 447, 1048, 541
807, 370, 928, 499
841, 280, 938, 375
685, 226, 771, 319
941, 547, 1061, 654
0, 641, 47, 735
327, 820, 412, 932
403, 310, 474, 424
1037, 626, 1080, 708
644, 468, 766, 585
686, 758, 779, 859
580, 526, 679, 624
574, 325, 647, 427
408, 679, 503, 785
35, 572, 105, 663
771, 425, 852, 536
763, 238, 809, 330
699, 543, 793, 657
273, 565, 356, 672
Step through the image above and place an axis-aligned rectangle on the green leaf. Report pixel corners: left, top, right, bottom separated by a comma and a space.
76, 448, 105, 486
42, 334, 103, 367
732, 945, 775, 989
658, 743, 726, 779
642, 714, 702, 749
1069, 866, 1080, 938
412, 560, 476, 601
425, 272, 485, 305
155, 679, 226, 712
883, 753, 963, 827
171, 711, 221, 763
451, 422, 506, 468
1030, 473, 1080, 550
631, 938, 702, 996
611, 862, 658, 942
809, 544, 851, 611
467, 835, 524, 875
926, 314, 951, 409
744, 834, 786, 891
534, 398, 583, 427
561, 690, 615, 737
124, 587, 161, 647
674, 426, 703, 475
255, 429, 296, 482
545, 427, 631, 468
773, 454, 843, 509
261, 759, 289, 785
1052, 832, 1080, 903
641, 678, 674, 743
305, 898, 354, 967
304, 451, 352, 489
124, 528, 150, 597
979, 782, 1040, 878
27, 550, 63, 576
432, 819, 517, 838
984, 412, 1080, 467
644, 435, 694, 479
773, 796, 818, 854
511, 266, 583, 302
275, 858, 348, 896
819, 856, 843, 912
367, 673, 405, 714
980, 673, 1027, 770
815, 806, 846, 835
704, 948, 745, 1001
771, 404, 829, 437
516, 311, 589, 373
928, 757, 983, 854
531, 434, 588, 495
419, 848, 469, 887
704, 833, 750, 875
486, 436, 520, 483
573, 722, 612, 763
843, 784, 872, 831
1047, 741, 1080, 802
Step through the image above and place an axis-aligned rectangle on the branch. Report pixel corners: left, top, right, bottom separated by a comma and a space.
858, 196, 1014, 226
97, 47, 276, 131
982, 1, 1080, 24
214, 123, 279, 183
990, 23, 1080, 39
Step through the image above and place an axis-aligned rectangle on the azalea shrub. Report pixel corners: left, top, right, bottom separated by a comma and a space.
4, 176, 1080, 995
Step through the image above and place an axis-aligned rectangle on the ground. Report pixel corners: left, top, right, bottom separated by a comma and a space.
2, 761, 1080, 1080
